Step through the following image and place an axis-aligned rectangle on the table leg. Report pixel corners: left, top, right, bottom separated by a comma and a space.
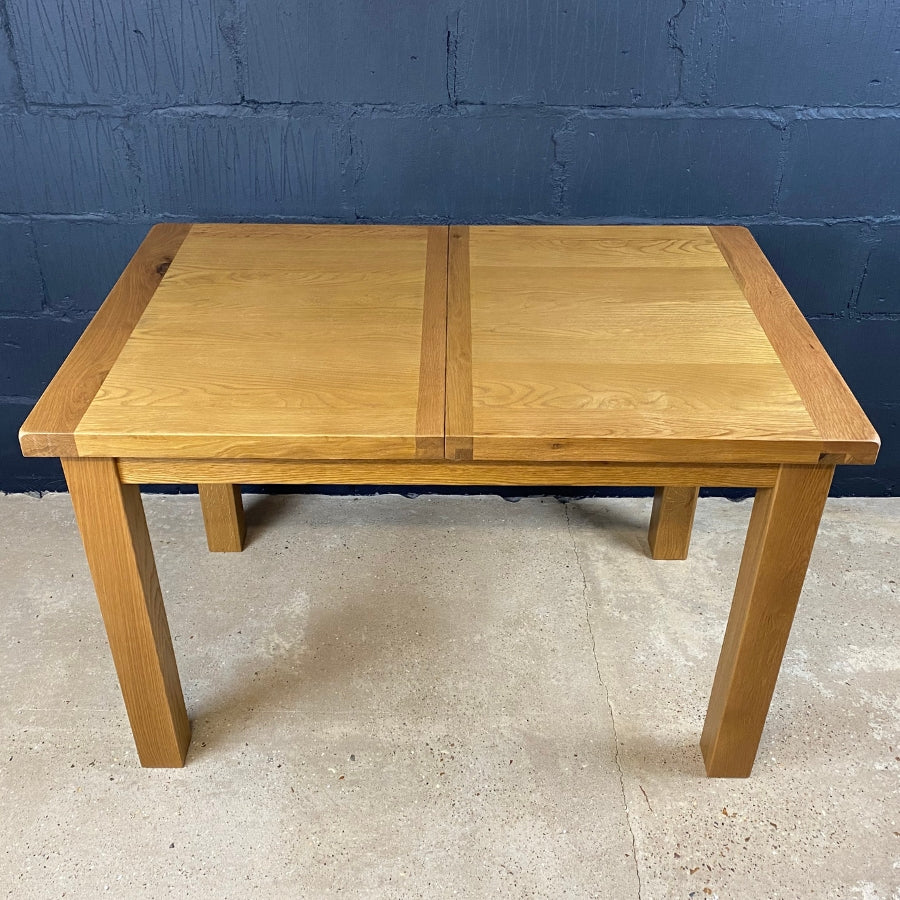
700, 464, 834, 777
648, 486, 699, 559
62, 458, 191, 767
198, 483, 246, 552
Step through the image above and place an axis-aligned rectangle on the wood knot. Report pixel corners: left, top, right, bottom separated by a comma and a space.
156, 259, 172, 276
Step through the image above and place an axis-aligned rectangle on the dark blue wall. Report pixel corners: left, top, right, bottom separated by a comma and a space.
1, 1, 898, 494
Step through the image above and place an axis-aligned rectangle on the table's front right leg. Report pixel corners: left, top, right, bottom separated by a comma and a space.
62, 458, 191, 767
700, 464, 834, 777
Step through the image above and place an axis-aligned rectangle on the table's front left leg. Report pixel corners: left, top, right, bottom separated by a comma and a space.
701, 464, 834, 777
62, 458, 191, 767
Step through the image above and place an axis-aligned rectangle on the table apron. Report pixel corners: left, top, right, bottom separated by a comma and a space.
116, 458, 782, 488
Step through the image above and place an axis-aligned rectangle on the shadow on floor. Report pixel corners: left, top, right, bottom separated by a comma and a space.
242, 494, 297, 547
563, 497, 652, 557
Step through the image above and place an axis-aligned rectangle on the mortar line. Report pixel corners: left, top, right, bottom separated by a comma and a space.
564, 502, 643, 900
4, 211, 900, 227
9, 100, 900, 116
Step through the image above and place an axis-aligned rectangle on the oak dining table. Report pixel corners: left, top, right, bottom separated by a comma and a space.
20, 223, 879, 776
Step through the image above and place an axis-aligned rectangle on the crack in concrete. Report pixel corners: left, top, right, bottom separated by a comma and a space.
445, 11, 460, 106
666, 0, 688, 104
771, 121, 792, 214
27, 221, 50, 313
549, 114, 578, 214
850, 245, 873, 311
564, 503, 644, 900
219, 0, 247, 103
0, 0, 26, 104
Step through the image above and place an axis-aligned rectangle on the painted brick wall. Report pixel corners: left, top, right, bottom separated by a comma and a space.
1, 0, 897, 494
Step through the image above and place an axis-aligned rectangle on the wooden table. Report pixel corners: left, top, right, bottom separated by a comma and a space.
20, 224, 879, 777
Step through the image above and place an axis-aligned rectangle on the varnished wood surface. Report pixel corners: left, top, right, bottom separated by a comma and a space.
648, 486, 700, 560
198, 484, 246, 552
74, 225, 445, 460
117, 458, 780, 487
19, 225, 191, 457
446, 225, 473, 460
21, 223, 877, 469
452, 225, 827, 464
711, 226, 879, 465
62, 457, 190, 766
24, 225, 877, 774
700, 464, 834, 777
415, 227, 449, 457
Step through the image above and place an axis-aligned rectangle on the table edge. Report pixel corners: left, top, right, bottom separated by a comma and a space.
19, 223, 193, 457
709, 226, 880, 466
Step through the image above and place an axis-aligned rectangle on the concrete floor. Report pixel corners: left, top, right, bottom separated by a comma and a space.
0, 492, 897, 899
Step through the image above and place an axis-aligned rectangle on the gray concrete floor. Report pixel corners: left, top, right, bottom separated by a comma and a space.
0, 492, 897, 899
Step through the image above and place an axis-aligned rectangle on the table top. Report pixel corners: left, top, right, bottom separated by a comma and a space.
21, 223, 879, 467
76, 224, 446, 460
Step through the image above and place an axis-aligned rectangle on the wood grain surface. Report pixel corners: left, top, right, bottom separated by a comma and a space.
711, 226, 879, 465
19, 224, 191, 456
198, 483, 246, 552
117, 458, 780, 487
415, 227, 449, 457
73, 225, 446, 460
648, 486, 700, 559
63, 457, 191, 766
450, 225, 828, 464
700, 463, 835, 776
446, 225, 474, 460
23, 223, 878, 471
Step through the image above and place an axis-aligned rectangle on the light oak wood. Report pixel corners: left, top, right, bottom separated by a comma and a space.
415, 227, 449, 457
73, 225, 446, 460
23, 223, 879, 470
648, 486, 700, 559
443, 436, 824, 464
467, 225, 731, 268
19, 224, 879, 774
198, 483, 246, 552
700, 464, 834, 777
446, 225, 473, 460
20, 224, 191, 456
117, 458, 780, 487
449, 225, 834, 463
62, 457, 190, 766
710, 226, 879, 465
